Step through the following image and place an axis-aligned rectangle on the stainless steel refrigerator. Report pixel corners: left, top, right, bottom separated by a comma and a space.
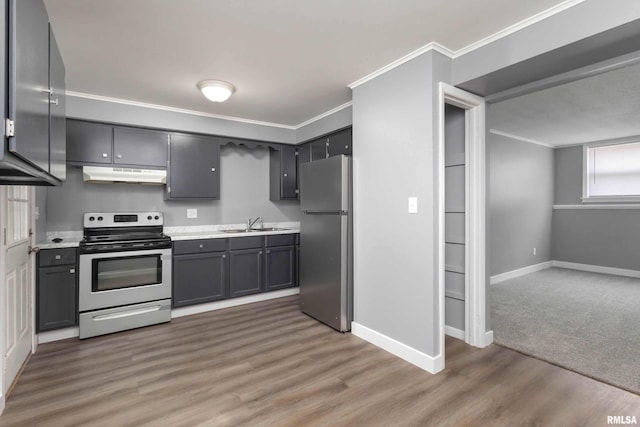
299, 155, 352, 332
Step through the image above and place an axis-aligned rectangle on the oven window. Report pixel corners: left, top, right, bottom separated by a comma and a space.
92, 255, 162, 292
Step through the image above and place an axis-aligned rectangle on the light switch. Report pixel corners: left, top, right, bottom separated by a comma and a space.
187, 208, 198, 219
408, 197, 418, 214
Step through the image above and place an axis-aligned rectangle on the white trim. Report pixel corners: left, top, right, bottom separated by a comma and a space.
454, 0, 586, 57
489, 129, 555, 149
38, 327, 79, 344
348, 43, 454, 89
351, 322, 443, 374
295, 102, 353, 129
552, 261, 640, 279
66, 91, 297, 130
482, 330, 494, 347
553, 204, 640, 210
444, 326, 465, 340
439, 83, 488, 358
490, 261, 553, 285
171, 288, 299, 319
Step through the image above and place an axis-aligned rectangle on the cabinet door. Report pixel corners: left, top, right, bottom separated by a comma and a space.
37, 265, 77, 332
9, 0, 51, 172
49, 25, 66, 180
167, 133, 220, 199
66, 120, 113, 164
173, 252, 227, 307
265, 245, 295, 291
229, 248, 263, 297
310, 138, 327, 161
113, 127, 168, 168
328, 128, 352, 157
269, 146, 297, 200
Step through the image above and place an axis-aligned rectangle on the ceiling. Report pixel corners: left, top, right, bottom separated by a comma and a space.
488, 61, 640, 147
43, 0, 568, 127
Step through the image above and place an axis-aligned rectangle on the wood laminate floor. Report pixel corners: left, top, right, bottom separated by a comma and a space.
1, 295, 638, 426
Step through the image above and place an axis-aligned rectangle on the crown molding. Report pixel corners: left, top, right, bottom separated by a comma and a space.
294, 101, 353, 130
453, 0, 586, 57
348, 42, 455, 89
489, 129, 556, 148
65, 91, 297, 130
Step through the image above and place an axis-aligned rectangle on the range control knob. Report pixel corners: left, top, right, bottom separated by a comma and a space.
154, 215, 160, 220
89, 216, 95, 222
147, 215, 152, 220
97, 216, 103, 221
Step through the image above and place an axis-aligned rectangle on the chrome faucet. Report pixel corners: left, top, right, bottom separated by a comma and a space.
246, 216, 263, 231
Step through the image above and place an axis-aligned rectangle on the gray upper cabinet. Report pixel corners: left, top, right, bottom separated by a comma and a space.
67, 120, 113, 164
327, 128, 352, 157
1, 0, 67, 185
113, 127, 168, 168
311, 138, 327, 161
9, 0, 50, 173
67, 120, 169, 168
48, 25, 67, 181
269, 145, 297, 200
166, 133, 220, 199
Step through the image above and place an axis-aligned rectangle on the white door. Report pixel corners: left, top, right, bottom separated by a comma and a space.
3, 185, 32, 395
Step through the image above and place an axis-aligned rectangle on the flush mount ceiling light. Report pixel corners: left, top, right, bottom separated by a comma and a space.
197, 80, 235, 102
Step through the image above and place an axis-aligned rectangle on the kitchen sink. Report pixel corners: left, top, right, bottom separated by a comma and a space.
221, 227, 289, 233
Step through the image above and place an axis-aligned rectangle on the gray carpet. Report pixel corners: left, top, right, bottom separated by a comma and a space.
491, 267, 640, 394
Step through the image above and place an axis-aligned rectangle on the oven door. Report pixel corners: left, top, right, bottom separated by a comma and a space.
79, 248, 172, 312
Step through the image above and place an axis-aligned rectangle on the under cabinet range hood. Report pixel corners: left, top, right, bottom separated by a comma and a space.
82, 166, 167, 184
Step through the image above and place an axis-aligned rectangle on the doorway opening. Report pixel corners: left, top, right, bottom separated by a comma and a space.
437, 83, 489, 369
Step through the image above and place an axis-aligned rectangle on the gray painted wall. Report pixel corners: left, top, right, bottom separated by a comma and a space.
67, 96, 296, 144
552, 145, 640, 270
452, 0, 640, 86
489, 134, 554, 276
34, 187, 47, 242
296, 105, 353, 143
353, 50, 452, 358
45, 144, 301, 231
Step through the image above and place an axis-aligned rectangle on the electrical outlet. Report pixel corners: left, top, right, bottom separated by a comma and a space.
533, 247, 537, 256
187, 208, 198, 219
408, 197, 418, 214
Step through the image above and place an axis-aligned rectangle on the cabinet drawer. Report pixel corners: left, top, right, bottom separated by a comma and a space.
173, 239, 227, 255
228, 236, 263, 250
39, 248, 77, 267
265, 234, 296, 247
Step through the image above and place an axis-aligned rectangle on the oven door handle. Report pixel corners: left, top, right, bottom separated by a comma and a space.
92, 305, 163, 321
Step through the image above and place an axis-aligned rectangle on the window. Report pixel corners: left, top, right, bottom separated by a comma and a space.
583, 140, 640, 202
6, 186, 29, 245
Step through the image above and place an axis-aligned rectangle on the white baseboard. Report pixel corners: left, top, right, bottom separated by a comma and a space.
444, 325, 465, 340
551, 261, 640, 278
351, 322, 443, 374
483, 330, 494, 347
171, 288, 299, 319
38, 327, 79, 344
490, 261, 552, 285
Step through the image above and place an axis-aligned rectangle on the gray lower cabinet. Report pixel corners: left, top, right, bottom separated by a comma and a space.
37, 248, 78, 332
264, 245, 296, 291
229, 248, 263, 298
172, 239, 227, 308
172, 251, 227, 307
166, 133, 220, 199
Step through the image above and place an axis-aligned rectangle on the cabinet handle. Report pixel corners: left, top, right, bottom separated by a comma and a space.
283, 173, 288, 177
222, 254, 226, 259
345, 145, 349, 149
199, 244, 204, 248
116, 154, 123, 159
55, 254, 61, 260
266, 250, 270, 254
69, 268, 76, 274
211, 168, 216, 172
42, 88, 53, 94
259, 251, 263, 255
102, 153, 108, 158
49, 98, 59, 106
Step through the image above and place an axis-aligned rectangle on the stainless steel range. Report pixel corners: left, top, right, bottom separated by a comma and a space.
78, 212, 172, 339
